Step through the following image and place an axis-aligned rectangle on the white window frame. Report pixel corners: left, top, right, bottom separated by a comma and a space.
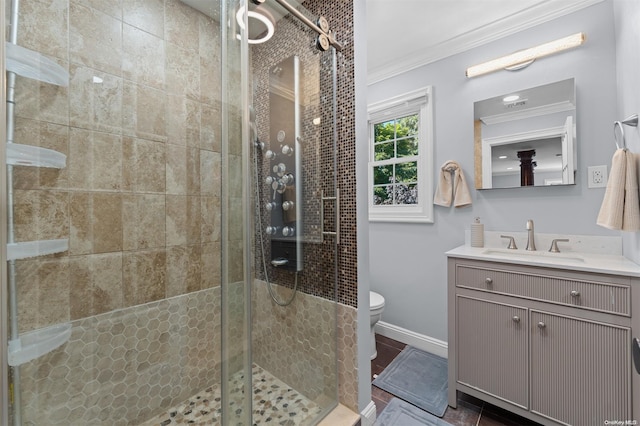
367, 87, 434, 223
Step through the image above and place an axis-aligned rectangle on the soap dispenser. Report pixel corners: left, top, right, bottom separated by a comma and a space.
470, 217, 484, 248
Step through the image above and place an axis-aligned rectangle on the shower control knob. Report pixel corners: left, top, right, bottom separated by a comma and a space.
265, 202, 277, 212
282, 201, 294, 211
282, 226, 295, 237
265, 176, 275, 185
281, 173, 295, 185
265, 226, 279, 235
273, 163, 286, 176
264, 150, 276, 160
282, 145, 294, 156
271, 180, 286, 194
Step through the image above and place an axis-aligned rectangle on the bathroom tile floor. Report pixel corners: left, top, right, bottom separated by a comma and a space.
371, 334, 542, 426
140, 364, 322, 426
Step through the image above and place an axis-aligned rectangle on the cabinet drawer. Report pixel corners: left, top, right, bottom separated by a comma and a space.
456, 264, 630, 316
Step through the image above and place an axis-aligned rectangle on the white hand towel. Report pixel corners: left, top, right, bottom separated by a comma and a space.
597, 149, 640, 231
434, 161, 472, 208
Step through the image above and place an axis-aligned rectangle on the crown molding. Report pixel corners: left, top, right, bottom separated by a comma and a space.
367, 0, 604, 86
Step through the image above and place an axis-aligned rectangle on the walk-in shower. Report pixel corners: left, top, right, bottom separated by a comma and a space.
0, 0, 343, 424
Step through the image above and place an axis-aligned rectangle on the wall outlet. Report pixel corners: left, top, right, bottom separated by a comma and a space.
588, 165, 608, 188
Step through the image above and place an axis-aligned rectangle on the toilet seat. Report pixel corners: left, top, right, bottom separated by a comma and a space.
370, 291, 385, 310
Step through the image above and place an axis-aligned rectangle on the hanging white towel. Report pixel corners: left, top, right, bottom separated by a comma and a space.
434, 161, 472, 208
597, 149, 640, 231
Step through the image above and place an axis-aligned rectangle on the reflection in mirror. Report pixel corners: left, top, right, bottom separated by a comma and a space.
474, 78, 576, 189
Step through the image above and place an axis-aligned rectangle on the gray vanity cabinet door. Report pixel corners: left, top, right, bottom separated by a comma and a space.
456, 296, 528, 408
530, 311, 631, 425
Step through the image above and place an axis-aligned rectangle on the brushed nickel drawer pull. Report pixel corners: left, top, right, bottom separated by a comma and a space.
570, 290, 580, 297
512, 316, 520, 323
485, 277, 493, 285
537, 321, 546, 329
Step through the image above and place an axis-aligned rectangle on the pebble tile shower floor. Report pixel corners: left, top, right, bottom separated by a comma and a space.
140, 364, 323, 426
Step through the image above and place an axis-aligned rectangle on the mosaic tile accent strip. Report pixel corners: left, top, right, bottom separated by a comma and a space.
250, 0, 357, 309
140, 364, 323, 426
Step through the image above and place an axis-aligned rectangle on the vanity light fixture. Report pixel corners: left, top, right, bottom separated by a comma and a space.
466, 32, 586, 78
236, 6, 275, 44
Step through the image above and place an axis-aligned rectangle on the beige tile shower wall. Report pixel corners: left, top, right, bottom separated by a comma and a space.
19, 288, 221, 426
11, 0, 222, 334
252, 280, 358, 412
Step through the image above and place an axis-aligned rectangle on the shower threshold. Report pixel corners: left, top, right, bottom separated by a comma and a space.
140, 364, 323, 426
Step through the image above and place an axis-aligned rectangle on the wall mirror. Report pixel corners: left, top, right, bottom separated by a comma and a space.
474, 78, 576, 189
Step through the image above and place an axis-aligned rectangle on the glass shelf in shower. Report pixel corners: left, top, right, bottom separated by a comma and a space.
7, 322, 72, 366
7, 239, 69, 261
5, 42, 69, 86
7, 143, 67, 168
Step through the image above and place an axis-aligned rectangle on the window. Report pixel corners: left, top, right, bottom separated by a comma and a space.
368, 87, 433, 223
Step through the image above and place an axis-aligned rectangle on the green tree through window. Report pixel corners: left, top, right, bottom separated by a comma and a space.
372, 114, 419, 205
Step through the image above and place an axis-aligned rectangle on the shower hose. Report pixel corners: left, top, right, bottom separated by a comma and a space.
253, 139, 298, 306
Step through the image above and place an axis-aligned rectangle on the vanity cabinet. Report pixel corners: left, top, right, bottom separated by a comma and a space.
448, 257, 638, 426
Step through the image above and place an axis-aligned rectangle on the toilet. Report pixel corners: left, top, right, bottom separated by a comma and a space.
369, 291, 385, 360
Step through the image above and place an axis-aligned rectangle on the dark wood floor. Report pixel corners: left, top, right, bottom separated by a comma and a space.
370, 334, 541, 426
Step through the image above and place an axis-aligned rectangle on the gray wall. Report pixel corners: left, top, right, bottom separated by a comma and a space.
367, 1, 619, 342
616, 1, 640, 261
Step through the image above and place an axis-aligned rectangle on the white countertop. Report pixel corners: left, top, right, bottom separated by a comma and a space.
446, 244, 640, 277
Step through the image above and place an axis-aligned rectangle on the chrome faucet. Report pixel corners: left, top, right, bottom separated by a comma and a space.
526, 219, 536, 251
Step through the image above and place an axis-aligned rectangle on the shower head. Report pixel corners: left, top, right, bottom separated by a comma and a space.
236, 4, 275, 44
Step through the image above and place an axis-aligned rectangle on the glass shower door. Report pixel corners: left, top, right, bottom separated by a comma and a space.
222, 0, 340, 424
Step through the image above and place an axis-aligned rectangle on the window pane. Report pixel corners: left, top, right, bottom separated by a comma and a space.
374, 164, 393, 185
397, 114, 419, 137
374, 120, 395, 143
374, 141, 394, 161
373, 186, 392, 205
395, 161, 417, 183
397, 137, 418, 157
393, 183, 418, 205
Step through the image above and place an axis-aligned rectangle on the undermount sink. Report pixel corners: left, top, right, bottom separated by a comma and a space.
481, 248, 585, 263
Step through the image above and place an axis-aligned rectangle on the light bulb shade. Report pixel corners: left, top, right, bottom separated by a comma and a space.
466, 32, 585, 78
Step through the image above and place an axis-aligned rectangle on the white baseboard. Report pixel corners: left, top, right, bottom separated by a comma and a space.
360, 400, 376, 426
375, 321, 448, 359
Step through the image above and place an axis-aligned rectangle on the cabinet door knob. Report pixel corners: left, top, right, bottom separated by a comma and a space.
512, 316, 520, 323
537, 321, 546, 329
570, 290, 580, 297
485, 277, 493, 285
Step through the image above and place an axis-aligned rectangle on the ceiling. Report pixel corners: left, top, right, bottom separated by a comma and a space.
366, 0, 603, 84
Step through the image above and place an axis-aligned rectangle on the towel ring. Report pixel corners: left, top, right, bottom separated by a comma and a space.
614, 114, 639, 150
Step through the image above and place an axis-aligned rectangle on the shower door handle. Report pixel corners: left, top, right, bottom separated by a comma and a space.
321, 188, 340, 245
